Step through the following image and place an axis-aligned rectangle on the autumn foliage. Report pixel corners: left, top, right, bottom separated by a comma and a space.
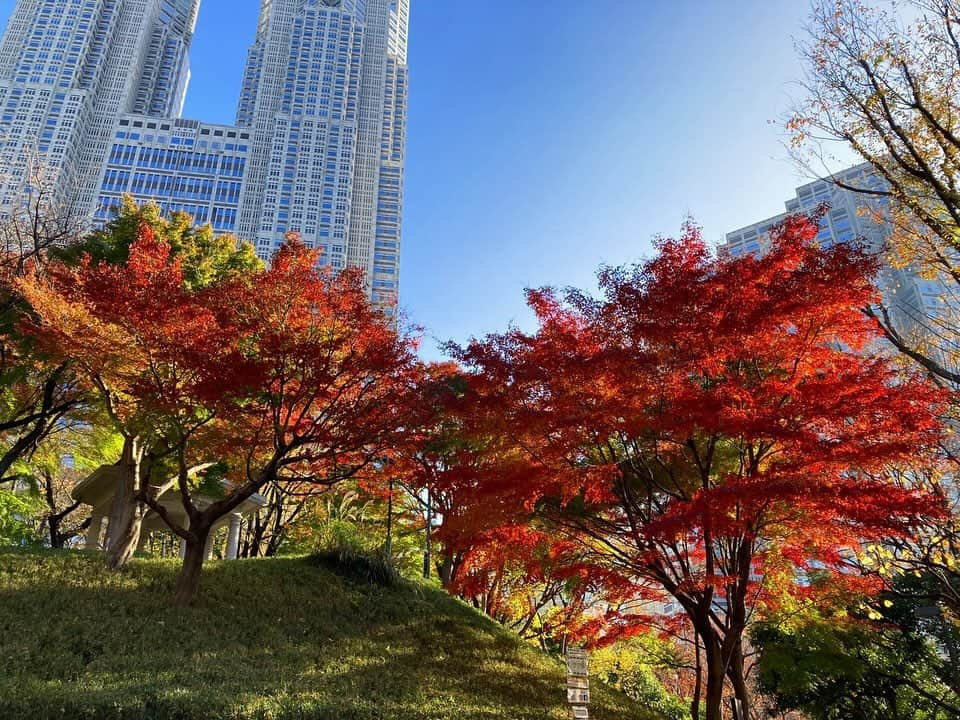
444, 216, 947, 720
17, 226, 420, 603
17, 224, 235, 569
2, 203, 950, 717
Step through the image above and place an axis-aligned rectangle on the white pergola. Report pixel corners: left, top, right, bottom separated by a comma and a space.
72, 465, 267, 560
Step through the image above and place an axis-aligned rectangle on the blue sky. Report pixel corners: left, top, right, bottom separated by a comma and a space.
0, 1, 855, 357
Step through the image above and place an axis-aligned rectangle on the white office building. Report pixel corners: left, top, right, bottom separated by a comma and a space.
0, 0, 198, 213
233, 0, 408, 304
94, 114, 249, 232
0, 0, 408, 304
724, 163, 950, 353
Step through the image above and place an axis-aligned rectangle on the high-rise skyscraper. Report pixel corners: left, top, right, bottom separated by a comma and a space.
724, 162, 949, 355
0, 0, 199, 212
232, 0, 408, 303
0, 0, 409, 305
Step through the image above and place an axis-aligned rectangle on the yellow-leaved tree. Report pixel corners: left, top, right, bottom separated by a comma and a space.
790, 0, 960, 630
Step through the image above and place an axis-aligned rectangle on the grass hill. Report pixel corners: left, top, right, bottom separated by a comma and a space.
0, 550, 656, 720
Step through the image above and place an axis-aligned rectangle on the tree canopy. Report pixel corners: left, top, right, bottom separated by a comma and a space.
445, 216, 946, 720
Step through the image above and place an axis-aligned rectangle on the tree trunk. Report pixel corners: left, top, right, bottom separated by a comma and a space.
173, 525, 209, 607
42, 468, 85, 549
727, 638, 752, 720
691, 634, 703, 720
238, 513, 257, 558
438, 553, 454, 587
423, 488, 432, 580
47, 512, 61, 548
105, 436, 146, 569
246, 509, 269, 557
700, 629, 726, 720
42, 469, 59, 548
384, 479, 393, 559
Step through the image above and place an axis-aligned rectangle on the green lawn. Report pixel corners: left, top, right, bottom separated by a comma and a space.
0, 550, 656, 720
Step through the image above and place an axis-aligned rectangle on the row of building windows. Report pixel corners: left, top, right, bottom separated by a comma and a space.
96, 194, 239, 232
107, 143, 247, 177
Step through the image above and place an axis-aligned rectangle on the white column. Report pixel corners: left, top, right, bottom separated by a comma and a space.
203, 531, 215, 561
225, 514, 242, 560
136, 531, 151, 556
85, 515, 105, 550
179, 517, 190, 559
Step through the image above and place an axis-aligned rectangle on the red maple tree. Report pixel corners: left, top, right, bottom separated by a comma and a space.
18, 224, 231, 568
450, 216, 947, 720
20, 229, 421, 603
155, 235, 421, 604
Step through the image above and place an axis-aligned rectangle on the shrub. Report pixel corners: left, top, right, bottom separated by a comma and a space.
310, 545, 401, 587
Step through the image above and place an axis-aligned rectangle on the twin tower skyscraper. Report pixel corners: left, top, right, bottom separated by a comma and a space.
0, 0, 409, 303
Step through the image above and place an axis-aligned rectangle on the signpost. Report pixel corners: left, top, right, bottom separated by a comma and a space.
566, 647, 590, 719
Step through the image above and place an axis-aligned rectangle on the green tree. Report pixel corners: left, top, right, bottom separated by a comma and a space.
15, 413, 123, 548
0, 488, 43, 546
592, 636, 692, 720
754, 576, 960, 720
54, 195, 261, 289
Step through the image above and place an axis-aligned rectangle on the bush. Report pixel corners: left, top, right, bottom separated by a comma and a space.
310, 544, 402, 587
0, 489, 44, 547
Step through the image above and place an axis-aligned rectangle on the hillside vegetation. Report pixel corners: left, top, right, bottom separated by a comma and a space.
0, 550, 655, 720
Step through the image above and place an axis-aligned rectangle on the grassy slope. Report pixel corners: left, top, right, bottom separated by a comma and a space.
0, 550, 655, 720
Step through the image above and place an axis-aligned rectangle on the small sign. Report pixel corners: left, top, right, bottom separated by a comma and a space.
566, 646, 590, 719
566, 657, 589, 677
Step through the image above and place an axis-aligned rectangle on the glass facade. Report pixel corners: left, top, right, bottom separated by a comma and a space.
95, 114, 249, 232
235, 0, 409, 305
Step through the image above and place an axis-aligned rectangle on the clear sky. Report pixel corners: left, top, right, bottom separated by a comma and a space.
0, 0, 853, 358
